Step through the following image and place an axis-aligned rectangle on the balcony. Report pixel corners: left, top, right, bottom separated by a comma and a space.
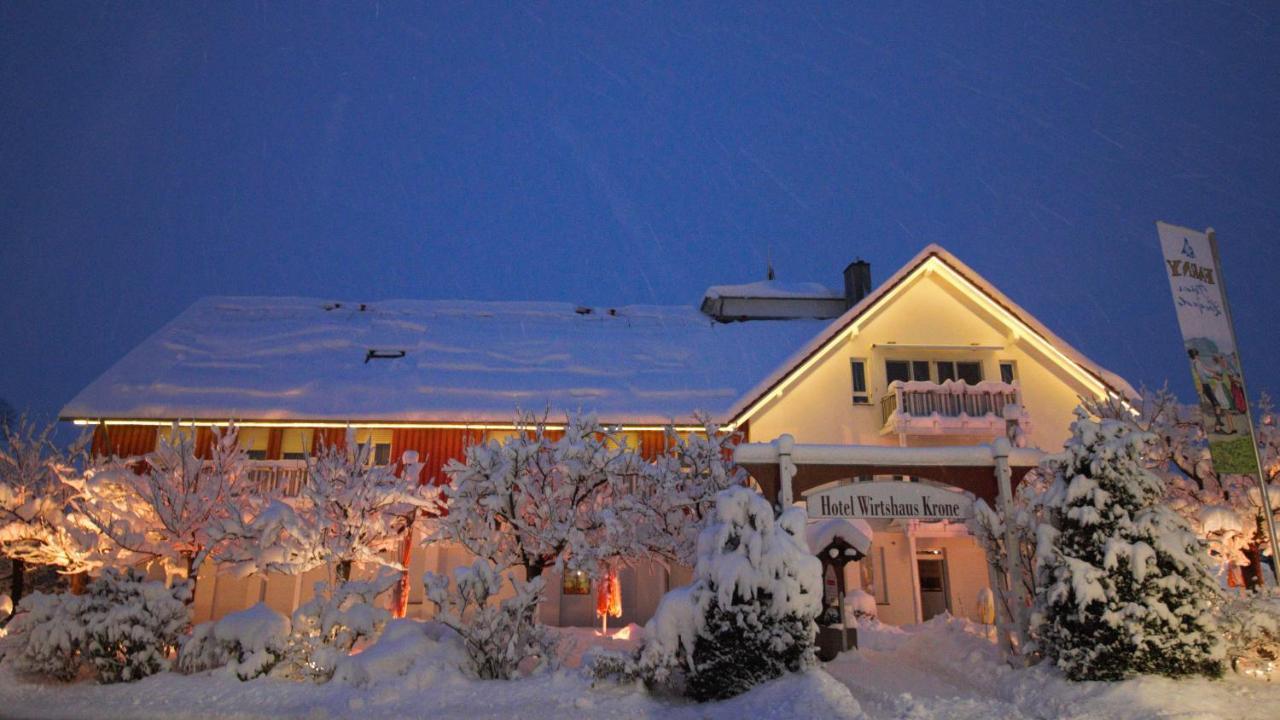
244, 459, 308, 497
879, 380, 1029, 438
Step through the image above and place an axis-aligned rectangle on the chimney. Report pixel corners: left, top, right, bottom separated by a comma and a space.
843, 259, 871, 309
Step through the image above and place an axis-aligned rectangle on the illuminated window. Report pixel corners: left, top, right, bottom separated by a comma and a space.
860, 547, 889, 605
563, 569, 591, 595
850, 359, 869, 404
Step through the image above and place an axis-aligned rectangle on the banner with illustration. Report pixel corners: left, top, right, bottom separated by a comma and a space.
1157, 221, 1259, 475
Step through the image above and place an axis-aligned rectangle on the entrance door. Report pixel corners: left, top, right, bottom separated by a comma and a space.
916, 557, 949, 620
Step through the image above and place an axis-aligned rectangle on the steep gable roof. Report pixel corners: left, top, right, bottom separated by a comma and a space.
724, 244, 1138, 426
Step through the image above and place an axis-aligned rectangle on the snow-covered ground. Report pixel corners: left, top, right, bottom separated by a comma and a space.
826, 616, 1279, 720
2, 616, 1276, 720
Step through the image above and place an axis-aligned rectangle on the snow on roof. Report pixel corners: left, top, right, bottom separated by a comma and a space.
702, 279, 840, 301
61, 297, 830, 424
805, 517, 872, 555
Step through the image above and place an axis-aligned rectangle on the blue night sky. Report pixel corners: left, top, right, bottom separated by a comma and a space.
2, 2, 1278, 423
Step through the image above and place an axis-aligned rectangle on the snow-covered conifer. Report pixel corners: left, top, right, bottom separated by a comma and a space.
78, 568, 190, 683
1031, 411, 1223, 680
614, 486, 822, 701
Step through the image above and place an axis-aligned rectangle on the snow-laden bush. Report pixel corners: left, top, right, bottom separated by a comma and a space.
1218, 592, 1280, 678
5, 590, 84, 680
6, 569, 189, 683
280, 578, 391, 682
79, 568, 190, 683
1030, 412, 1223, 681
177, 602, 290, 680
596, 486, 822, 701
423, 558, 555, 680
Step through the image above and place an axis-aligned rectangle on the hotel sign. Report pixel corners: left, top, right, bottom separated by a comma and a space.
806, 482, 974, 521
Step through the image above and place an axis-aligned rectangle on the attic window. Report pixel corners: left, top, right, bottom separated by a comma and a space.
365, 349, 406, 363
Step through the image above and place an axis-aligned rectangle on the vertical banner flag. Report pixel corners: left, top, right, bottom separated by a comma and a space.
1157, 222, 1259, 475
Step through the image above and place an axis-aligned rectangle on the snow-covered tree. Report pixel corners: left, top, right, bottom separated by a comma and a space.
632, 423, 746, 567
219, 428, 436, 585
68, 424, 249, 598
279, 575, 394, 682
0, 420, 100, 606
604, 486, 822, 701
1087, 388, 1280, 586
1030, 411, 1223, 681
423, 559, 554, 680
435, 414, 644, 582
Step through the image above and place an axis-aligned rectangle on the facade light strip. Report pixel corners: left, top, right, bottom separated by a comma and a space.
69, 418, 709, 433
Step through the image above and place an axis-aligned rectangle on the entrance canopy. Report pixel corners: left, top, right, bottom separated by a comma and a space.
735, 437, 1044, 505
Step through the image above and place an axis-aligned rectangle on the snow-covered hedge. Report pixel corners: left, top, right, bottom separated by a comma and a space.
5, 569, 189, 684
279, 578, 391, 682
423, 558, 554, 680
1030, 413, 1222, 681
177, 602, 290, 680
596, 486, 822, 701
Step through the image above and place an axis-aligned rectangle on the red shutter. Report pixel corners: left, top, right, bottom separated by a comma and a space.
636, 430, 668, 460
265, 428, 284, 460
390, 428, 481, 486
312, 428, 346, 455
90, 425, 158, 459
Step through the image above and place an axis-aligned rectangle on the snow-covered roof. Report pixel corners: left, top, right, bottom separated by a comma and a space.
701, 280, 840, 301
61, 297, 829, 424
805, 517, 872, 555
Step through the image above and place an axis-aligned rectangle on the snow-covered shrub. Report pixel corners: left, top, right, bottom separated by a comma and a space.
281, 578, 391, 682
177, 602, 290, 680
5, 590, 85, 681
1030, 412, 1223, 681
422, 558, 554, 680
79, 568, 190, 683
844, 589, 877, 622
598, 486, 822, 701
1218, 592, 1280, 678
331, 619, 467, 687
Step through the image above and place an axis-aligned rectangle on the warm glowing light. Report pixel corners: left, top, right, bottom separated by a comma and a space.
69, 418, 707, 433
729, 254, 1115, 428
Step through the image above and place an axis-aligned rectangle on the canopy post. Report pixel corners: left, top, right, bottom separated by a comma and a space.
777, 433, 796, 507
992, 437, 1024, 662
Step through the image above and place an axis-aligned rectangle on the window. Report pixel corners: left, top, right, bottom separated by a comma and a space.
245, 449, 267, 461
282, 452, 307, 460
850, 359, 869, 404
885, 359, 930, 384
373, 443, 392, 466
562, 569, 591, 595
861, 546, 889, 604
936, 360, 982, 385
999, 361, 1017, 384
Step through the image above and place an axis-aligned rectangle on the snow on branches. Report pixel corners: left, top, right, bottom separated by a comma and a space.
601, 486, 822, 701
1030, 411, 1222, 681
66, 424, 251, 594
435, 413, 742, 585
0, 420, 100, 580
1087, 388, 1280, 582
219, 428, 436, 585
423, 559, 554, 680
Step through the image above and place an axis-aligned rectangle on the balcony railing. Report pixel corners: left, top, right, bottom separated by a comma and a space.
244, 459, 309, 497
879, 380, 1028, 437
